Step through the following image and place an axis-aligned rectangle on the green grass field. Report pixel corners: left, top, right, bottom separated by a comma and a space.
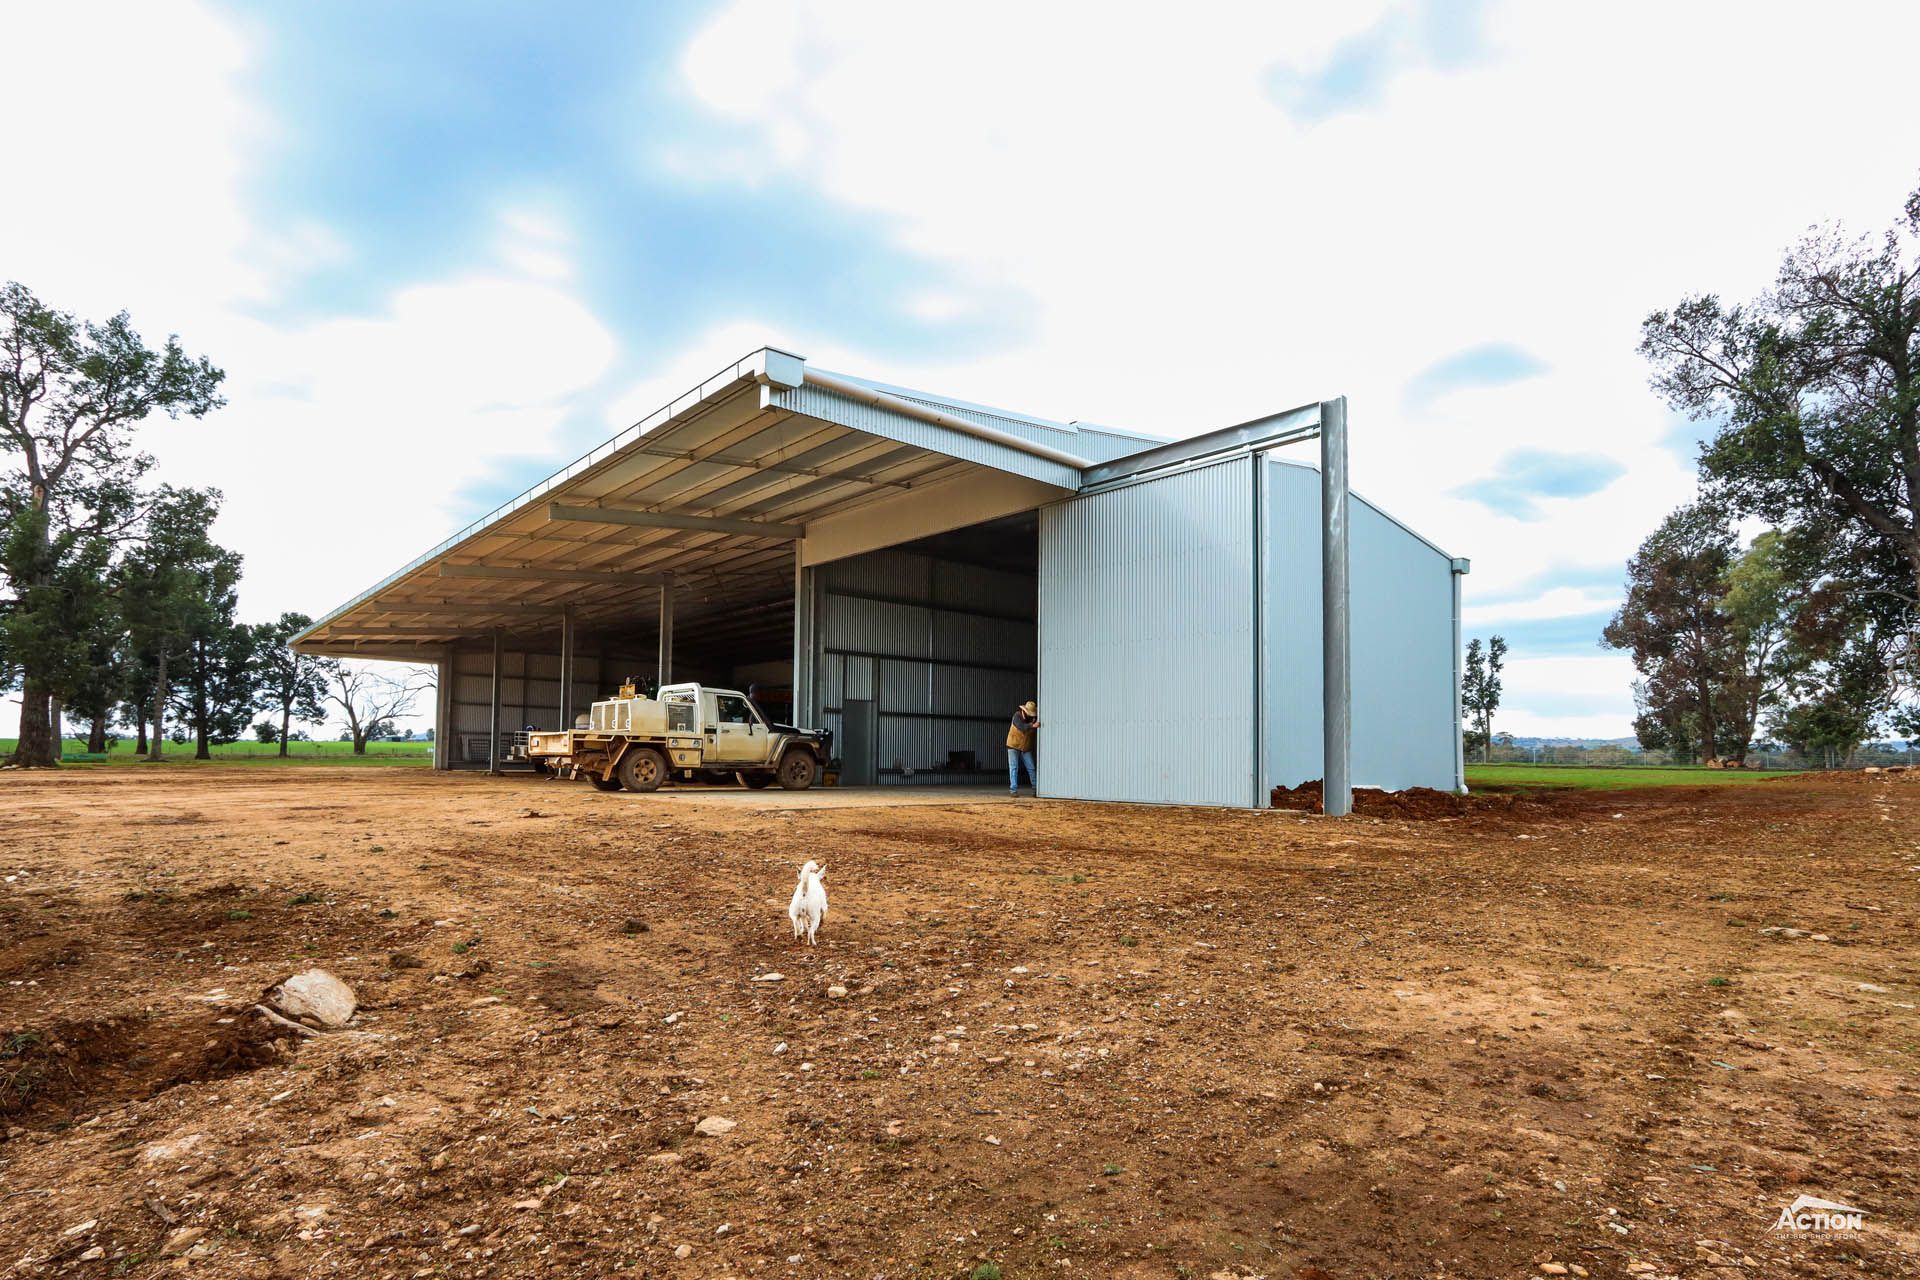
1465, 763, 1803, 791
0, 738, 432, 766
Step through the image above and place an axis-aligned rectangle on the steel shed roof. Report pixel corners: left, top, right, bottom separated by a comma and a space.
292, 347, 1161, 659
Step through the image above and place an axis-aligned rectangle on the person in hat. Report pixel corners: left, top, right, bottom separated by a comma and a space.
1006, 700, 1040, 796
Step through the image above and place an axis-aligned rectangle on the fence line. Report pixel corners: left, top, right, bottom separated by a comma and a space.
1470, 742, 1913, 771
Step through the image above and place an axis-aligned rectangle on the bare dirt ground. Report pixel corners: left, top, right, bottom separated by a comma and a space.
2, 768, 1917, 1280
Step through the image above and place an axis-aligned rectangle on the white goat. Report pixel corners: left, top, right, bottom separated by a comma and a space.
787, 860, 828, 946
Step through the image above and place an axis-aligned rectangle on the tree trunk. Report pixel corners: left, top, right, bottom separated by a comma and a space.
1696, 680, 1718, 767
192, 640, 212, 761
87, 716, 107, 754
352, 729, 368, 756
12, 682, 57, 767
134, 718, 148, 754
279, 702, 292, 758
149, 650, 167, 761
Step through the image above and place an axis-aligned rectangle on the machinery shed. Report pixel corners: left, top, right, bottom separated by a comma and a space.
296, 347, 1466, 809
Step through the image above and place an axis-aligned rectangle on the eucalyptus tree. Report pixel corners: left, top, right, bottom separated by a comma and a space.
1642, 178, 1920, 693
120, 487, 239, 761
0, 283, 223, 766
253, 612, 335, 757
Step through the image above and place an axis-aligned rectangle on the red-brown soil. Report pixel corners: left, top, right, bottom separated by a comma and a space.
1, 768, 1916, 1278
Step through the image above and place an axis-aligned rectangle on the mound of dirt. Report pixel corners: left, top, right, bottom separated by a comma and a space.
1269, 779, 1549, 820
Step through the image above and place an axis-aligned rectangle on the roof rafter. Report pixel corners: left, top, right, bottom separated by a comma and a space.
546, 503, 804, 541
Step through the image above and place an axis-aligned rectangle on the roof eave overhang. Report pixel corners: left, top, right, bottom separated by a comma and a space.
291, 347, 1093, 656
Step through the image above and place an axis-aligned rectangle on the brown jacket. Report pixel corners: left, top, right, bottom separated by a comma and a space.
1006, 711, 1037, 753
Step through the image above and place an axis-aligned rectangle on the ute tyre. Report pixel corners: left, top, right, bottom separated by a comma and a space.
588, 773, 623, 791
617, 747, 668, 793
777, 750, 817, 791
739, 771, 775, 790
531, 758, 553, 776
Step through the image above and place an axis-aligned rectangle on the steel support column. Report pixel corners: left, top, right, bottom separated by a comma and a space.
434, 645, 454, 770
656, 582, 674, 691
1320, 396, 1351, 818
1451, 557, 1471, 794
558, 608, 575, 730
792, 561, 812, 726
487, 629, 504, 775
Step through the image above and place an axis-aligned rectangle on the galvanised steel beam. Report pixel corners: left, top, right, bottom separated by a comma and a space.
362, 604, 625, 620
657, 582, 674, 689
1320, 395, 1351, 818
488, 629, 504, 776
438, 563, 675, 587
547, 502, 804, 541
1078, 401, 1322, 489
559, 607, 575, 730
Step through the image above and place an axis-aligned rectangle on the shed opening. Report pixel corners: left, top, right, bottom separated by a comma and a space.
804, 511, 1037, 787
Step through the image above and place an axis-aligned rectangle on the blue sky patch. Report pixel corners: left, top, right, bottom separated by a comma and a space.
1455, 449, 1626, 519
1404, 341, 1549, 407
1470, 560, 1623, 608
1462, 610, 1620, 658
1660, 407, 1726, 466
215, 0, 1023, 472
1266, 0, 1488, 120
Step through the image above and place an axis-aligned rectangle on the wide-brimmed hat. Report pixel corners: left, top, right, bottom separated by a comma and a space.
1020, 701, 1037, 716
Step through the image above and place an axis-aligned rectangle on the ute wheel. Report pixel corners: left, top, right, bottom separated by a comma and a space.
616, 747, 668, 793
531, 758, 553, 776
587, 773, 623, 791
739, 771, 775, 790
776, 750, 818, 791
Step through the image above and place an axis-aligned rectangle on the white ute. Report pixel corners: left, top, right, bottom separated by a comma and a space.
524, 682, 831, 792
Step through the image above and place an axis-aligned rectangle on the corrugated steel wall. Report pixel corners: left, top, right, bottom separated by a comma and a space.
808, 548, 1036, 783
1261, 462, 1323, 790
1038, 457, 1258, 806
1261, 459, 1456, 793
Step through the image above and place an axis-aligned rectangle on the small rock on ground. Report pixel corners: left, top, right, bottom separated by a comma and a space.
163, 1227, 206, 1255
269, 969, 358, 1028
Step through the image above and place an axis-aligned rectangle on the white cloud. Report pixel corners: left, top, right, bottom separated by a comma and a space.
144, 271, 618, 622
495, 207, 577, 281
666, 0, 1920, 735
1495, 654, 1643, 740
1, 2, 271, 324
602, 323, 882, 434
1464, 587, 1617, 627
3, 4, 620, 739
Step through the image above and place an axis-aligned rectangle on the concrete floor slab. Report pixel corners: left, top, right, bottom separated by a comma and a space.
540, 783, 1028, 809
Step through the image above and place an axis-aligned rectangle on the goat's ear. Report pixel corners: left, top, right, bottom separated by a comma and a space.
815, 866, 826, 879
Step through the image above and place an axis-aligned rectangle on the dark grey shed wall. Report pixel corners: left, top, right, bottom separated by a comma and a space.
803, 549, 1036, 783
441, 642, 706, 767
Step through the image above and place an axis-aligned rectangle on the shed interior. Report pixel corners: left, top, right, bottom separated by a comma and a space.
805, 512, 1037, 786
